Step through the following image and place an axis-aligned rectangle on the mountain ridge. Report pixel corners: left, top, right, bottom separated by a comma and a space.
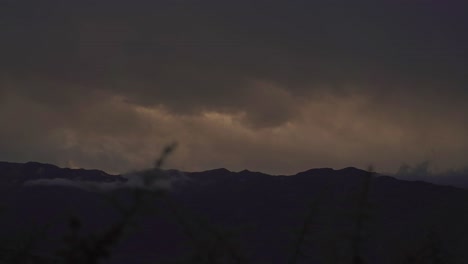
0, 160, 126, 184
0, 160, 376, 179
1, 160, 468, 263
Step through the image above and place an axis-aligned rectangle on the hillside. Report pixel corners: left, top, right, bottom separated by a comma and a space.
0, 162, 467, 263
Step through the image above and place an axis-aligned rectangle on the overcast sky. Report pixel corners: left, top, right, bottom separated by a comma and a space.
1, 0, 467, 174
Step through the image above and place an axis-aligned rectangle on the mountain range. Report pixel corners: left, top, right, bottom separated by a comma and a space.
0, 161, 467, 263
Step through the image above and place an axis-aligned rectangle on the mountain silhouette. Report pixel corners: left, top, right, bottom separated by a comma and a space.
0, 161, 467, 263
0, 161, 126, 184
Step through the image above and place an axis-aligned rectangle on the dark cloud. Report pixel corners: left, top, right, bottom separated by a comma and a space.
1, 0, 468, 174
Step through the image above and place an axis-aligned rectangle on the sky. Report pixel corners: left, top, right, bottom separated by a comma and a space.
1, 0, 468, 175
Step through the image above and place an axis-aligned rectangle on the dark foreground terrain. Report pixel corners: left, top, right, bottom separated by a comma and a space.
0, 161, 467, 264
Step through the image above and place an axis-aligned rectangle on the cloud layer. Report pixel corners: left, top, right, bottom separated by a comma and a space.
1, 0, 467, 174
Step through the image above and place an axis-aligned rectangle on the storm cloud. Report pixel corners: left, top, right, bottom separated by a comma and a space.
1, 0, 467, 174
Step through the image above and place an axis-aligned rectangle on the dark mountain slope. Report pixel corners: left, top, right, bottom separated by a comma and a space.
0, 161, 126, 184
0, 162, 467, 263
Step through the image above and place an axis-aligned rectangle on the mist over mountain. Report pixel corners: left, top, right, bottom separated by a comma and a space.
1, 161, 468, 263
393, 161, 468, 189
